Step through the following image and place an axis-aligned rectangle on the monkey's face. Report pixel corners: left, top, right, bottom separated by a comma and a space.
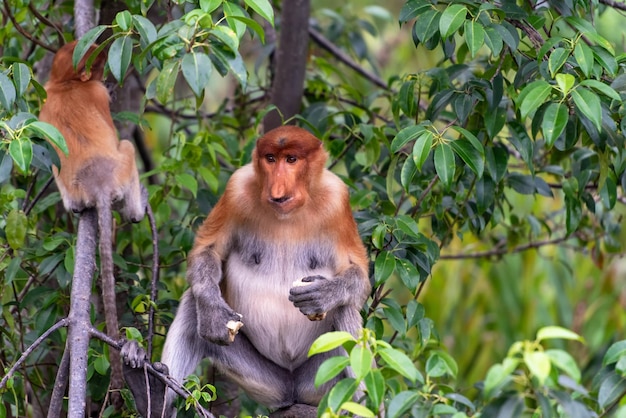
254, 126, 328, 218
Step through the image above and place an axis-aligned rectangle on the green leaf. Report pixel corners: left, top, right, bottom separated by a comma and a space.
340, 402, 375, 417
350, 345, 373, 380
524, 351, 551, 385
175, 173, 198, 197
0, 72, 16, 110
223, 1, 248, 38
483, 26, 503, 56
398, 78, 417, 117
378, 347, 420, 383
603, 341, 626, 366
545, 349, 581, 382
9, 138, 33, 172
13, 63, 30, 96
598, 371, 626, 409
115, 10, 132, 31
132, 15, 158, 45
579, 79, 621, 102
73, 26, 106, 68
364, 369, 385, 410
548, 48, 569, 78
229, 15, 266, 43
327, 378, 358, 413
412, 131, 433, 170
396, 258, 419, 293
519, 80, 552, 120
182, 52, 213, 97
537, 326, 584, 343
309, 331, 355, 356
464, 20, 485, 58
374, 251, 396, 286
484, 362, 515, 398
94, 355, 110, 375
439, 4, 467, 39
541, 103, 568, 148
156, 59, 180, 104
211, 25, 240, 53
108, 36, 133, 83
5, 209, 27, 250
391, 125, 426, 153
28, 121, 68, 155
434, 142, 455, 189
555, 73, 575, 96
449, 139, 484, 177
200, 0, 222, 13
571, 88, 602, 132
388, 391, 421, 418
244, 0, 274, 25
315, 356, 349, 387
414, 9, 440, 44
573, 42, 594, 77
426, 351, 458, 378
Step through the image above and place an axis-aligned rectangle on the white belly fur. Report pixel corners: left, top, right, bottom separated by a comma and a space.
224, 255, 333, 371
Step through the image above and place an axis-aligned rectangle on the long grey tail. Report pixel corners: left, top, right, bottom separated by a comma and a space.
97, 198, 124, 406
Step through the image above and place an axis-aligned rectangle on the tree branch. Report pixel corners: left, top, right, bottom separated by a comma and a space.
0, 318, 68, 390
67, 209, 98, 418
439, 235, 575, 260
74, 0, 95, 38
598, 0, 626, 11
309, 27, 389, 90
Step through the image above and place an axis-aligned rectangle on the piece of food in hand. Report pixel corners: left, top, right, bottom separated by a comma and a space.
226, 317, 244, 342
291, 279, 327, 321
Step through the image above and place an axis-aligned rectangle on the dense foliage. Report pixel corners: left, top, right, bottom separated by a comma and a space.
1, 0, 626, 416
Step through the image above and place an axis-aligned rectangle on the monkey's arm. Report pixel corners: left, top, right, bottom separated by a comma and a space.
187, 201, 244, 345
289, 197, 370, 319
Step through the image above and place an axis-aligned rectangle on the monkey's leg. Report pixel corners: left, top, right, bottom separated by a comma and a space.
117, 140, 145, 222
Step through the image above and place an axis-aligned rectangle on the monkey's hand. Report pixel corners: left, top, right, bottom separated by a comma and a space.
289, 275, 341, 321
196, 297, 244, 345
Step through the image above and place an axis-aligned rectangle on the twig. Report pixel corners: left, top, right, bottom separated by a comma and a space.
47, 348, 70, 418
0, 318, 68, 390
439, 235, 574, 260
28, 4, 65, 42
146, 203, 160, 359
24, 175, 55, 216
308, 27, 389, 91
598, 0, 626, 11
1, 2, 55, 52
91, 328, 215, 418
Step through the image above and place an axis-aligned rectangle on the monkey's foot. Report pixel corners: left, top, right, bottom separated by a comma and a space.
121, 340, 169, 418
269, 403, 318, 418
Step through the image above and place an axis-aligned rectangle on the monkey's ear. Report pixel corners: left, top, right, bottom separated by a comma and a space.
79, 70, 92, 82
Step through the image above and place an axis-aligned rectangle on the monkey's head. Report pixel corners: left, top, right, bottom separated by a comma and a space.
49, 40, 107, 84
254, 126, 328, 217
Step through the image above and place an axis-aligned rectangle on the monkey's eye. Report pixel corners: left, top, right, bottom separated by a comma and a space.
265, 154, 276, 163
286, 155, 297, 164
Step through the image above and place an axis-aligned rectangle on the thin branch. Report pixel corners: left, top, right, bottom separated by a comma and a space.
24, 175, 55, 216
598, 0, 626, 11
0, 318, 69, 390
47, 348, 70, 418
308, 27, 389, 91
91, 329, 215, 418
1, 2, 55, 52
28, 3, 65, 42
146, 203, 160, 359
439, 235, 574, 260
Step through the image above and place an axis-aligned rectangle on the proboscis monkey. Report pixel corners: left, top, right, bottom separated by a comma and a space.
39, 40, 146, 405
122, 126, 370, 417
